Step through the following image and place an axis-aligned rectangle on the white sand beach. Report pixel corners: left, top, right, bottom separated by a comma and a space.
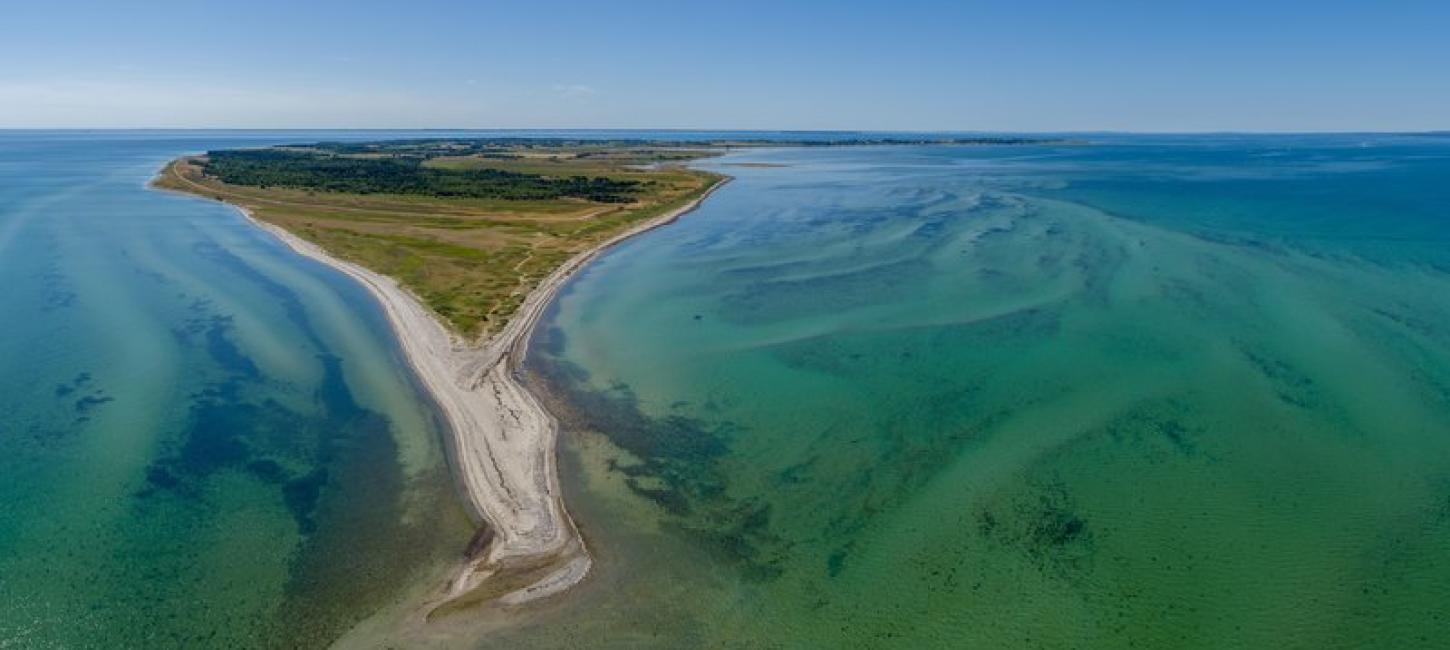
222, 177, 729, 610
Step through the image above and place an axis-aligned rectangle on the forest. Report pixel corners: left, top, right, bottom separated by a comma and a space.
201, 149, 642, 203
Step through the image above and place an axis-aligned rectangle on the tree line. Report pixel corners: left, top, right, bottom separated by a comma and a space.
202, 150, 641, 203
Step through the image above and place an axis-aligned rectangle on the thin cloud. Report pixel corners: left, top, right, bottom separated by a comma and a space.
0, 79, 460, 128
551, 84, 596, 99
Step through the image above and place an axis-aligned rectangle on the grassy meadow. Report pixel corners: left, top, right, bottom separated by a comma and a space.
156, 141, 725, 337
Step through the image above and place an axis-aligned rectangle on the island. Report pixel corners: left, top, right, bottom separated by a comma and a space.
151, 135, 1067, 615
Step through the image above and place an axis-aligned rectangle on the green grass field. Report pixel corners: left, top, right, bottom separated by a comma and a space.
157, 142, 725, 337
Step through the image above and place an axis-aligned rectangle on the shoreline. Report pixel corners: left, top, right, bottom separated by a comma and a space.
152, 163, 730, 611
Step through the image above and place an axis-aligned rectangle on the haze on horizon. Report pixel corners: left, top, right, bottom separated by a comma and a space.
4, 0, 1447, 133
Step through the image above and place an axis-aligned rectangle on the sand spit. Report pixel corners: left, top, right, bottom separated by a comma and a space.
158, 170, 728, 613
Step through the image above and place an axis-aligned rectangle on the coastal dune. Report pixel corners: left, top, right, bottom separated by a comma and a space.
213, 176, 729, 612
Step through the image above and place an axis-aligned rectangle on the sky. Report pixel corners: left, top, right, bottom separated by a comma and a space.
2, 0, 1447, 131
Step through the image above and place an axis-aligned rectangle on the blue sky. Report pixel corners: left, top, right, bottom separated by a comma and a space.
3, 0, 1446, 131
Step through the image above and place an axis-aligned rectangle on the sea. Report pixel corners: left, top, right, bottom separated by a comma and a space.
3, 131, 1450, 648
514, 133, 1450, 648
0, 130, 481, 648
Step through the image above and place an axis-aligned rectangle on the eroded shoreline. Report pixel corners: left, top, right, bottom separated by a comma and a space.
153, 165, 730, 613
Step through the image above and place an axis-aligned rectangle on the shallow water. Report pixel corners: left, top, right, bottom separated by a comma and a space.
0, 131, 479, 647
517, 135, 1450, 648
0, 128, 1021, 648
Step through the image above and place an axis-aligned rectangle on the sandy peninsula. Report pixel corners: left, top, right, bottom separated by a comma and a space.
158, 163, 728, 611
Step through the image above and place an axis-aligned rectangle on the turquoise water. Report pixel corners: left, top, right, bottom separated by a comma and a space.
0, 129, 981, 648
8, 132, 1450, 648
508, 135, 1450, 648
0, 129, 1030, 649
0, 132, 477, 647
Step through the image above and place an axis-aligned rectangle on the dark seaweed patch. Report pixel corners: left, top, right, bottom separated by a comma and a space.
145, 466, 181, 490
245, 458, 288, 484
54, 372, 92, 398
1071, 236, 1128, 306
669, 498, 784, 581
776, 456, 816, 486
55, 371, 114, 422
908, 214, 950, 240
192, 239, 324, 349
36, 263, 77, 312
203, 315, 260, 379
534, 323, 568, 358
118, 237, 472, 647
1371, 306, 1439, 338
1157, 277, 1214, 315
1239, 344, 1318, 408
975, 481, 1095, 577
529, 353, 788, 581
1099, 398, 1204, 459
283, 469, 329, 535
73, 394, 114, 413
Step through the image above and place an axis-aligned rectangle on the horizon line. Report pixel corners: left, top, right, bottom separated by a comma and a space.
1, 127, 1447, 136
